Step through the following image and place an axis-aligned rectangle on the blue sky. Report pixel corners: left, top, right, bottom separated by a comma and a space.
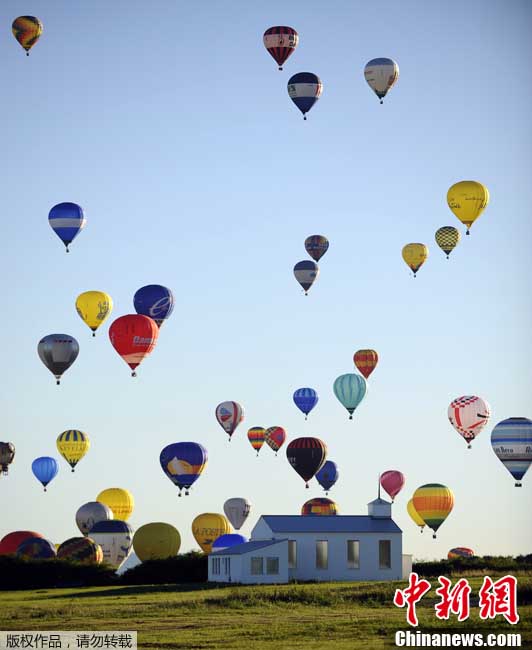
0, 0, 531, 561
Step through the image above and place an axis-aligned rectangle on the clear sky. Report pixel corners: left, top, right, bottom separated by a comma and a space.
1, 0, 531, 562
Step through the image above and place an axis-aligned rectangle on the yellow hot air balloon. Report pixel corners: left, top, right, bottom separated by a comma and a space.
133, 523, 181, 561
12, 16, 43, 55
56, 430, 90, 472
407, 498, 425, 533
75, 291, 113, 337
447, 181, 489, 235
191, 513, 231, 554
402, 243, 428, 277
412, 484, 454, 539
435, 226, 461, 259
96, 488, 134, 521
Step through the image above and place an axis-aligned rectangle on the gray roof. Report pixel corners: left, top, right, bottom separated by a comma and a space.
260, 515, 401, 534
210, 538, 288, 556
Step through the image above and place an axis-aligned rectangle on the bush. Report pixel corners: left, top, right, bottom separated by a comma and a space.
413, 555, 532, 577
119, 552, 207, 585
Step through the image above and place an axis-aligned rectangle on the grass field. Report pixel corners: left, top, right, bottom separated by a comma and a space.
1, 577, 530, 649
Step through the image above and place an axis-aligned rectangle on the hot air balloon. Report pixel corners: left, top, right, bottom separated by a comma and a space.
286, 437, 327, 488
109, 314, 159, 377
294, 260, 319, 294
57, 537, 103, 564
88, 520, 133, 570
293, 388, 318, 420
364, 58, 399, 104
448, 547, 474, 560
301, 497, 338, 516
412, 484, 454, 539
37, 334, 79, 385
133, 523, 181, 561
447, 181, 489, 235
263, 26, 298, 70
31, 457, 58, 491
247, 427, 265, 456
287, 73, 322, 120
215, 401, 244, 440
264, 426, 286, 455
353, 350, 379, 380
159, 442, 208, 496
48, 202, 86, 252
192, 513, 231, 554
133, 285, 174, 328
402, 244, 428, 277
96, 488, 134, 521
0, 531, 44, 555
380, 470, 405, 502
75, 291, 113, 336
315, 460, 339, 494
304, 235, 329, 262
448, 396, 491, 449
56, 430, 90, 472
435, 227, 461, 259
76, 501, 114, 536
333, 373, 367, 419
491, 417, 532, 487
407, 499, 425, 533
0, 442, 15, 475
12, 16, 43, 55
16, 537, 56, 560
223, 498, 251, 530
212, 533, 247, 552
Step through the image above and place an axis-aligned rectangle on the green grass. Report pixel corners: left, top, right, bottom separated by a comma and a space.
1, 577, 530, 649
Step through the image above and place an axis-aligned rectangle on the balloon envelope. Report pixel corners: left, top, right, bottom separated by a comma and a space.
133, 285, 174, 328
38, 334, 79, 384
223, 498, 251, 530
333, 373, 367, 418
212, 533, 247, 552
412, 484, 454, 538
286, 437, 327, 487
76, 291, 113, 335
288, 73, 323, 119
293, 260, 319, 294
88, 520, 133, 570
263, 26, 298, 70
380, 470, 405, 501
447, 181, 489, 234
57, 430, 90, 471
448, 547, 475, 560
12, 16, 43, 54
57, 537, 103, 564
448, 396, 491, 448
293, 388, 318, 418
31, 456, 58, 490
48, 202, 86, 251
0, 442, 15, 475
491, 417, 532, 486
304, 235, 329, 262
264, 426, 286, 453
407, 499, 425, 530
133, 523, 181, 561
301, 497, 338, 516
109, 315, 159, 376
159, 442, 208, 494
247, 427, 265, 454
96, 488, 134, 521
402, 243, 428, 276
192, 513, 231, 554
435, 227, 461, 258
215, 401, 244, 439
16, 537, 56, 560
315, 460, 339, 492
76, 501, 114, 536
364, 58, 399, 103
0, 531, 43, 555
353, 350, 379, 379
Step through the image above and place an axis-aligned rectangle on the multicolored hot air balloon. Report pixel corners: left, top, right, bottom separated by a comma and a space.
333, 373, 367, 419
264, 426, 286, 455
315, 460, 339, 494
37, 334, 79, 385
293, 388, 318, 420
412, 484, 454, 539
223, 498, 251, 530
407, 499, 425, 533
491, 417, 532, 487
448, 396, 491, 449
57, 537, 103, 564
0, 442, 15, 476
287, 73, 323, 120
16, 537, 56, 560
212, 533, 247, 552
31, 457, 59, 491
192, 513, 231, 554
76, 501, 113, 536
247, 427, 265, 455
301, 497, 338, 516
88, 520, 133, 570
293, 260, 319, 294
353, 350, 379, 379
447, 181, 489, 235
56, 430, 90, 472
109, 314, 159, 377
12, 16, 43, 55
96, 488, 134, 521
48, 202, 86, 252
364, 58, 399, 104
133, 523, 181, 561
0, 531, 43, 555
304, 235, 329, 262
215, 401, 244, 440
76, 291, 113, 336
263, 26, 298, 70
435, 227, 461, 259
402, 243, 428, 277
286, 437, 327, 488
160, 442, 208, 496
380, 470, 405, 502
133, 285, 174, 328
448, 547, 475, 560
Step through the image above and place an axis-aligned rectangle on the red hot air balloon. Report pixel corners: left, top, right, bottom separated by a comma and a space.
263, 26, 299, 71
353, 349, 379, 379
109, 315, 159, 377
0, 531, 43, 555
264, 426, 286, 455
286, 437, 327, 488
380, 470, 405, 502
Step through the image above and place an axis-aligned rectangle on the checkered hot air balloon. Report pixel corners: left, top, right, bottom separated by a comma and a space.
435, 226, 461, 259
448, 396, 491, 448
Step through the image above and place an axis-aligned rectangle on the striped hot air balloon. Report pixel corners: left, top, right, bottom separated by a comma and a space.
48, 202, 86, 252
57, 537, 103, 564
263, 26, 298, 70
293, 387, 318, 419
333, 373, 367, 419
56, 430, 90, 472
301, 497, 338, 516
287, 73, 323, 120
448, 547, 474, 560
247, 427, 265, 455
286, 437, 327, 488
353, 349, 379, 379
412, 484, 454, 539
491, 417, 532, 487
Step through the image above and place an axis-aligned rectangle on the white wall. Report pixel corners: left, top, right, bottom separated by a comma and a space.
402, 553, 413, 578
208, 540, 289, 584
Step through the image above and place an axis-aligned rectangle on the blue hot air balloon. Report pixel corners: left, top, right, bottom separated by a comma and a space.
491, 417, 532, 487
48, 202, 86, 252
287, 72, 323, 120
133, 285, 175, 328
160, 442, 208, 496
333, 373, 368, 420
212, 533, 247, 552
293, 387, 319, 420
315, 460, 339, 494
31, 456, 59, 491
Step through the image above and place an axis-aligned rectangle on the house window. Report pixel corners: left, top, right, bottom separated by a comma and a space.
251, 557, 263, 575
288, 541, 297, 568
223, 558, 231, 574
379, 540, 391, 569
316, 540, 328, 569
347, 540, 360, 568
266, 557, 279, 575
212, 557, 220, 575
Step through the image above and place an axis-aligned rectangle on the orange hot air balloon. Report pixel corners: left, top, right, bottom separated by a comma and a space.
353, 349, 379, 379
412, 484, 454, 539
247, 427, 265, 456
12, 16, 43, 55
109, 314, 158, 377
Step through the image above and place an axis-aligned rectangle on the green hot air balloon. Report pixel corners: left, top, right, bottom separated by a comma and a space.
333, 373, 367, 419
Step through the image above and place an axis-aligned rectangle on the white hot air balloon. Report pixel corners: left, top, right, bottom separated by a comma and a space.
223, 498, 251, 530
364, 58, 399, 104
88, 520, 133, 570
448, 396, 491, 449
76, 501, 114, 536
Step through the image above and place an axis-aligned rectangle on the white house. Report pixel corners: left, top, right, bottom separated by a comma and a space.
208, 498, 411, 584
